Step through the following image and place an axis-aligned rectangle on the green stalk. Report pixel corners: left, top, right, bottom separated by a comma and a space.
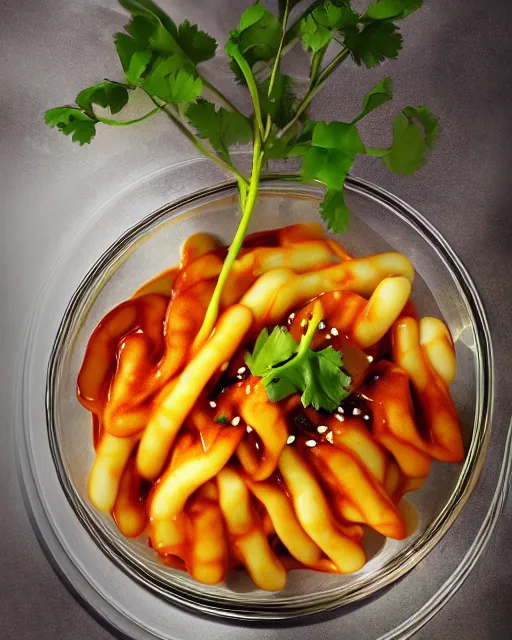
150, 96, 249, 186
194, 130, 263, 347
267, 0, 290, 100
93, 106, 161, 126
231, 48, 265, 138
201, 77, 242, 115
278, 48, 350, 139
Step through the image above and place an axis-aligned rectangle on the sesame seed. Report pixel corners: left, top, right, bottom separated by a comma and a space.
300, 318, 308, 328
335, 414, 344, 422
326, 432, 334, 444
209, 400, 217, 408
363, 414, 370, 421
331, 327, 339, 336
231, 416, 241, 426
353, 407, 362, 416
325, 334, 331, 340
305, 439, 317, 447
367, 355, 374, 363
245, 384, 251, 395
237, 366, 247, 375
246, 425, 253, 433
286, 435, 296, 445
337, 406, 344, 413
318, 321, 327, 330
317, 425, 328, 434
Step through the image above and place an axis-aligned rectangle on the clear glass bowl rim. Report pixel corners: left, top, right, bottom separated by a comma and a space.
34, 173, 499, 623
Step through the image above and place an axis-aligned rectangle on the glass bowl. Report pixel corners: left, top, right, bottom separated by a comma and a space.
18, 160, 507, 639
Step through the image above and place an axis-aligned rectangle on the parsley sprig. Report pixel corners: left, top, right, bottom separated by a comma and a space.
46, 0, 438, 389
245, 301, 351, 411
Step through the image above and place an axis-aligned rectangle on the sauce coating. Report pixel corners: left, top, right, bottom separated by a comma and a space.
78, 223, 463, 591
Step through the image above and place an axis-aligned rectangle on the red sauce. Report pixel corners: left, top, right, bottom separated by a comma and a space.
78, 224, 462, 583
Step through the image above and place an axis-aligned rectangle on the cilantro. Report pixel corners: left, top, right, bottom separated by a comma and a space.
228, 1, 281, 80
300, 14, 332, 53
214, 415, 230, 424
143, 64, 202, 104
245, 302, 351, 412
300, 121, 365, 232
312, 2, 359, 30
364, 0, 423, 21
46, 0, 438, 335
369, 105, 439, 175
344, 21, 402, 67
355, 76, 393, 122
245, 326, 297, 376
120, 0, 178, 36
45, 107, 97, 145
76, 82, 129, 117
403, 105, 439, 149
177, 20, 217, 64
258, 73, 297, 129
186, 99, 252, 163
300, 2, 358, 53
319, 187, 351, 233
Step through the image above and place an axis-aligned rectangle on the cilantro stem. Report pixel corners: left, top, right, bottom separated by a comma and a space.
267, 0, 290, 100
269, 300, 323, 379
150, 97, 249, 186
230, 49, 265, 138
194, 125, 264, 348
310, 47, 327, 86
201, 78, 242, 115
282, 0, 324, 49
277, 48, 350, 139
93, 106, 161, 126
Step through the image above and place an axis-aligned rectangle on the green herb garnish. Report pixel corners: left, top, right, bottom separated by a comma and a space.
245, 302, 351, 411
45, 0, 437, 409
214, 415, 230, 424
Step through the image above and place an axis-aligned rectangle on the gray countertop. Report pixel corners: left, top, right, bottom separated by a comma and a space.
1, 0, 511, 638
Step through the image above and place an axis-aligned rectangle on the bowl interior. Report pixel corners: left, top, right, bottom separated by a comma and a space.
48, 178, 484, 615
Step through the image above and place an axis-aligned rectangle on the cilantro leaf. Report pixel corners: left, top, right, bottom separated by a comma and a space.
299, 121, 366, 232
371, 105, 439, 175
142, 64, 202, 103
186, 99, 252, 163
45, 107, 97, 145
126, 50, 153, 84
120, 0, 178, 37
300, 13, 332, 53
245, 326, 297, 377
313, 1, 359, 30
301, 121, 364, 189
76, 82, 129, 117
239, 1, 266, 30
177, 20, 217, 64
300, 1, 359, 52
382, 113, 425, 174
355, 76, 393, 121
403, 105, 439, 148
258, 72, 297, 129
365, 0, 423, 21
319, 187, 351, 233
116, 1, 215, 89
302, 146, 355, 189
312, 121, 366, 153
214, 415, 230, 424
228, 1, 281, 79
245, 308, 352, 412
344, 21, 402, 67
